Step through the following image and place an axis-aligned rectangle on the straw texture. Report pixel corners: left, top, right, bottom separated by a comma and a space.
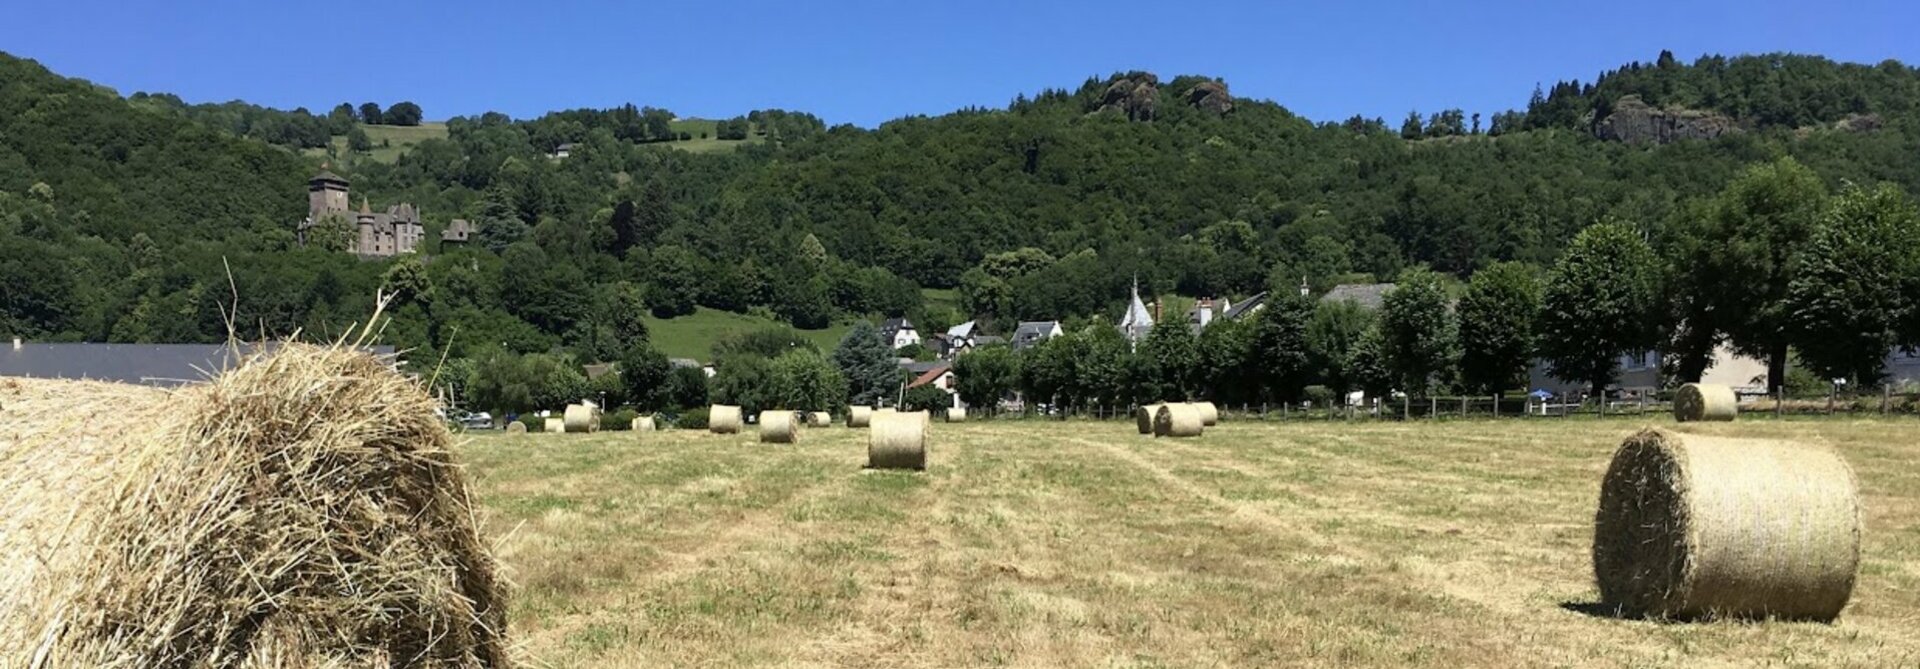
1154, 403, 1204, 438
1592, 428, 1860, 621
1673, 383, 1738, 422
1136, 403, 1165, 435
946, 407, 968, 423
709, 405, 743, 434
563, 403, 599, 433
1192, 401, 1220, 426
0, 343, 510, 668
505, 421, 526, 434
759, 411, 798, 443
631, 416, 656, 432
848, 406, 874, 428
808, 411, 833, 428
868, 410, 929, 470
543, 417, 565, 434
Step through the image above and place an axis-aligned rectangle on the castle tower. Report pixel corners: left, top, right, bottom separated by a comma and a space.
308, 168, 350, 220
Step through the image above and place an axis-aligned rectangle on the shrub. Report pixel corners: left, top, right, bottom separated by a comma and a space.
677, 407, 710, 430
602, 406, 639, 431
902, 384, 951, 412
518, 415, 542, 432
1303, 385, 1335, 406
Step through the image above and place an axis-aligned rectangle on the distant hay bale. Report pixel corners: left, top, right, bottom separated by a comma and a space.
1674, 383, 1738, 422
848, 406, 875, 428
543, 417, 565, 434
0, 343, 509, 667
868, 410, 930, 470
808, 411, 833, 428
563, 403, 599, 433
759, 410, 798, 443
631, 416, 656, 432
947, 407, 968, 423
505, 421, 527, 434
1154, 403, 1204, 438
1192, 401, 1220, 426
1593, 428, 1860, 621
710, 404, 743, 434
1136, 403, 1166, 434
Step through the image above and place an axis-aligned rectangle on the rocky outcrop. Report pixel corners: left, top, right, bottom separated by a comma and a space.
1185, 80, 1233, 115
1097, 74, 1159, 121
1835, 113, 1883, 133
1595, 95, 1738, 144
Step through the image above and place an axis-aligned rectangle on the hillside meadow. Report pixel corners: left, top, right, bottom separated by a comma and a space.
464, 417, 1920, 667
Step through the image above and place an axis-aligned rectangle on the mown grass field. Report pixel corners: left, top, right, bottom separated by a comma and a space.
464, 418, 1920, 668
641, 307, 852, 360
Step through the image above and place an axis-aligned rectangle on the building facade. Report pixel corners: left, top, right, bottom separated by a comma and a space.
297, 169, 468, 257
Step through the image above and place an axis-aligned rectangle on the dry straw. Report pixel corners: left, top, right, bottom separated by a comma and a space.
947, 407, 968, 423
631, 416, 656, 432
0, 343, 510, 667
1136, 403, 1166, 434
1154, 403, 1204, 438
848, 406, 874, 428
709, 404, 743, 434
1592, 428, 1860, 621
563, 403, 599, 433
808, 411, 833, 428
505, 421, 527, 434
868, 410, 929, 470
1193, 401, 1220, 426
543, 417, 565, 434
1673, 383, 1738, 422
759, 410, 799, 443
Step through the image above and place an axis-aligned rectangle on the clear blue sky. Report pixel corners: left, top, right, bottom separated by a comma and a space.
10, 0, 1920, 127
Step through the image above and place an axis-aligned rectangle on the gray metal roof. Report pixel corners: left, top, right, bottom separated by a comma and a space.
1320, 283, 1396, 310
0, 343, 396, 387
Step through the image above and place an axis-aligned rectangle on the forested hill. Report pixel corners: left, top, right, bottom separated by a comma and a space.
3, 50, 1920, 367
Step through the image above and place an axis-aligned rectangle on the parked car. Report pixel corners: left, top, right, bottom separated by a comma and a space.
461, 411, 494, 430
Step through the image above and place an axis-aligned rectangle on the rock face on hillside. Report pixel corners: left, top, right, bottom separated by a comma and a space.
1596, 95, 1738, 144
1098, 74, 1160, 121
1185, 81, 1234, 115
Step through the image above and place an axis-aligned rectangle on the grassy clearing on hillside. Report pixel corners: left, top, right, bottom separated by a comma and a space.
642, 307, 851, 360
659, 118, 764, 154
302, 122, 449, 164
464, 419, 1920, 667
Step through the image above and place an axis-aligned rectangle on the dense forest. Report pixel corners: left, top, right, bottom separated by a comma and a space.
5, 50, 1920, 414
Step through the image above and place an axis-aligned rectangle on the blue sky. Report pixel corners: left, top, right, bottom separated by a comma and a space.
10, 0, 1920, 127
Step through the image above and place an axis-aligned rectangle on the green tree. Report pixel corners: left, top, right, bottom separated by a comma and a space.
1248, 292, 1315, 402
1400, 110, 1423, 139
1786, 183, 1920, 383
1139, 319, 1200, 400
831, 320, 899, 405
711, 355, 774, 415
1539, 223, 1662, 396
665, 365, 710, 410
902, 384, 953, 413
358, 102, 383, 125
952, 345, 1019, 410
1195, 317, 1254, 405
619, 340, 673, 411
346, 126, 372, 153
1694, 157, 1828, 392
768, 349, 847, 411
1457, 262, 1542, 395
1379, 268, 1457, 394
1305, 298, 1375, 396
646, 245, 702, 318
1348, 323, 1394, 399
384, 101, 424, 126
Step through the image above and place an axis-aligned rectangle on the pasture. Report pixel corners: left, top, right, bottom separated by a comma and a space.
466, 418, 1920, 667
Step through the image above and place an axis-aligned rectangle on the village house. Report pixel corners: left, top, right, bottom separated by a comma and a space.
879, 317, 921, 350
1118, 278, 1155, 346
1010, 321, 1063, 350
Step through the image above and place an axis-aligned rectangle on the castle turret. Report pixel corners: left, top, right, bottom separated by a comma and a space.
308, 169, 350, 220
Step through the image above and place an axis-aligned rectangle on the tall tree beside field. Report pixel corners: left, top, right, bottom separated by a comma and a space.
1693, 157, 1828, 392
619, 340, 672, 411
831, 321, 899, 406
952, 346, 1019, 410
1139, 319, 1200, 400
1379, 268, 1458, 395
1195, 316, 1255, 405
1785, 183, 1920, 384
1248, 292, 1315, 402
384, 101, 425, 126
1305, 298, 1376, 397
768, 349, 847, 412
1538, 222, 1663, 397
358, 102, 383, 125
1457, 262, 1542, 395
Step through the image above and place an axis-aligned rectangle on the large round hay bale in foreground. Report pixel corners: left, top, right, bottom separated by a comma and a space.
869, 410, 930, 470
544, 417, 566, 434
848, 406, 875, 428
1593, 428, 1859, 621
710, 404, 743, 434
1192, 401, 1220, 426
759, 410, 799, 443
631, 416, 656, 432
947, 407, 968, 423
1136, 403, 1165, 435
1673, 383, 1738, 422
564, 403, 599, 433
0, 344, 508, 666
1154, 403, 1204, 438
808, 411, 833, 427
506, 421, 527, 434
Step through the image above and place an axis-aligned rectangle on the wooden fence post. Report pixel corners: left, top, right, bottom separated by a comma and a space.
1777, 388, 1785, 419
1491, 394, 1499, 418
1883, 384, 1891, 415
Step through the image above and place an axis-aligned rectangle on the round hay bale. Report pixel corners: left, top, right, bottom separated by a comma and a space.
543, 416, 566, 434
1674, 383, 1738, 422
563, 403, 600, 433
631, 416, 656, 432
868, 410, 929, 470
1593, 428, 1860, 621
1154, 403, 1204, 438
947, 407, 968, 423
848, 406, 875, 428
709, 404, 743, 434
0, 344, 509, 666
759, 410, 799, 443
1192, 401, 1220, 426
808, 411, 833, 428
505, 421, 527, 434
1135, 403, 1166, 435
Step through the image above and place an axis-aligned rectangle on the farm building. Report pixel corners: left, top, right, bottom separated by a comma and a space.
0, 340, 397, 387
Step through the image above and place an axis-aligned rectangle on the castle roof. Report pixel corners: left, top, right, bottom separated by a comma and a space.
311, 169, 348, 185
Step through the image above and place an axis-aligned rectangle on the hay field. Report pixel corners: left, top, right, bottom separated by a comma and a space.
466, 419, 1920, 667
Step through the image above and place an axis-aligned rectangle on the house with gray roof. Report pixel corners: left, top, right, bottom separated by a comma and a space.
1011, 321, 1063, 350
0, 341, 397, 387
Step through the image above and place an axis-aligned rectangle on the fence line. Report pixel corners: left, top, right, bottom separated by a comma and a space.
959, 389, 1920, 422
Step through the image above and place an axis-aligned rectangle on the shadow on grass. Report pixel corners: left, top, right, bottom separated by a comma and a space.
1559, 601, 1634, 620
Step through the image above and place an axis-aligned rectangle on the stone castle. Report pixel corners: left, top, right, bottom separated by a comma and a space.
298, 169, 470, 257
